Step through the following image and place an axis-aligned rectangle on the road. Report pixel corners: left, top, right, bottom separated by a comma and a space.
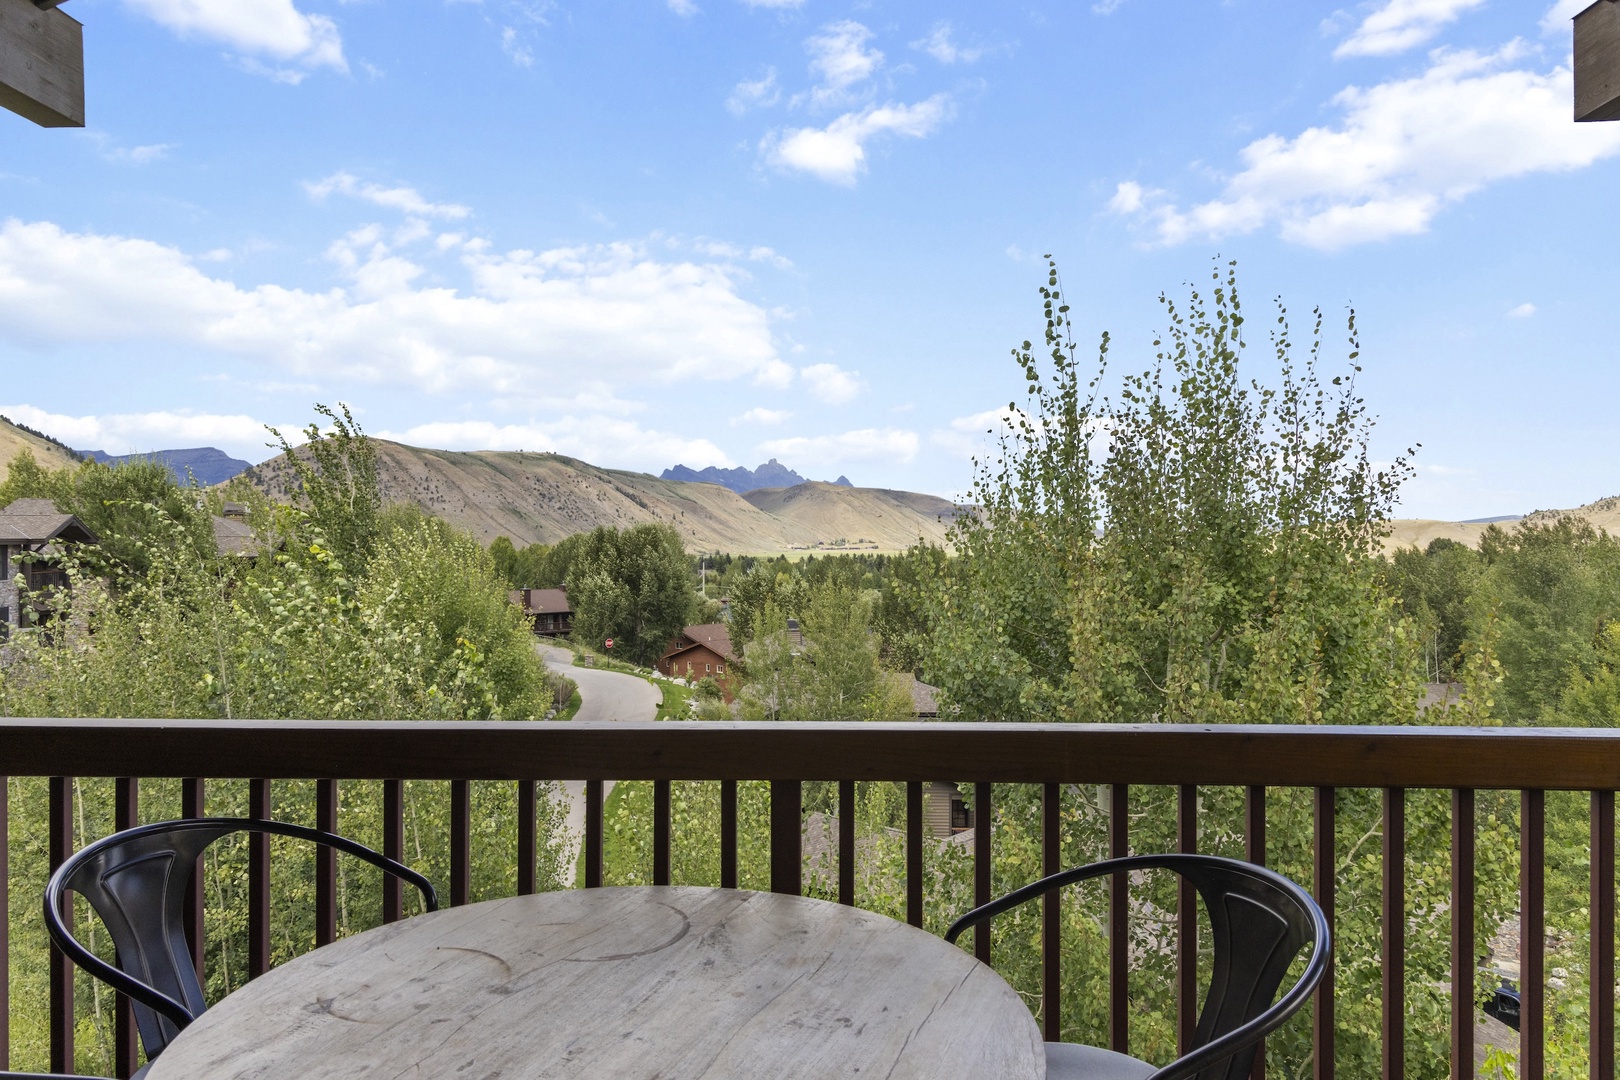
537, 642, 661, 878
537, 642, 660, 722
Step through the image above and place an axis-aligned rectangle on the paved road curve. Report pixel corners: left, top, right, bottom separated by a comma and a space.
537, 642, 660, 722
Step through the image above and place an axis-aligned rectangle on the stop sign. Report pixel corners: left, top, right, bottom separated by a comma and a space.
605, 638, 614, 649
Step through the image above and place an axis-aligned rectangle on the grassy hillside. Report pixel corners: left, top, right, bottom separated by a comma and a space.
0, 415, 80, 477
246, 441, 958, 554
1384, 495, 1620, 553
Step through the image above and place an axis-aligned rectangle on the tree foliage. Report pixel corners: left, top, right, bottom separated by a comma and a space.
924, 259, 1420, 726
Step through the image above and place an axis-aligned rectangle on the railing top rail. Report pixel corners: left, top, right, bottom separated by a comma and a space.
0, 719, 1614, 788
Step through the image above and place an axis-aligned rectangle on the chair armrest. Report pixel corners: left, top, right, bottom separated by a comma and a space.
945, 854, 1190, 944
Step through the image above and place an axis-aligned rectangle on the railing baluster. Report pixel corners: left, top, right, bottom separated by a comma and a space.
906, 781, 923, 927
1247, 784, 1266, 1080
1045, 781, 1062, 1043
517, 780, 536, 896
770, 780, 802, 896
1177, 783, 1197, 1055
116, 777, 139, 1077
1451, 788, 1475, 1080
653, 780, 671, 886
181, 778, 205, 979
248, 779, 270, 979
1110, 783, 1129, 1054
0, 775, 8, 1072
1522, 789, 1545, 1080
316, 779, 338, 942
1382, 787, 1405, 1080
450, 779, 470, 907
719, 780, 737, 890
585, 780, 604, 889
838, 780, 855, 907
49, 775, 72, 1074
1314, 786, 1335, 1080
1592, 789, 1615, 1080
383, 779, 403, 921
974, 781, 992, 964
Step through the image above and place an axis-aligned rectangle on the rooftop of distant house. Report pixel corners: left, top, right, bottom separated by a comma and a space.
0, 498, 97, 545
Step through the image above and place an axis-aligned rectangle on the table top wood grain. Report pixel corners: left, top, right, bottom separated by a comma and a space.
145, 886, 1045, 1080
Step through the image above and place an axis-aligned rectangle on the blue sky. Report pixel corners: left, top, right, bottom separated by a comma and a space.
1, 0, 1616, 519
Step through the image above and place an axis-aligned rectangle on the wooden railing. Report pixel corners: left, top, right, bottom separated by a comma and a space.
1, 719, 1617, 1080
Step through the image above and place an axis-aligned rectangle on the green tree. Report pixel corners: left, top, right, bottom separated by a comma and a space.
268, 403, 381, 569
567, 523, 698, 664
925, 258, 1420, 726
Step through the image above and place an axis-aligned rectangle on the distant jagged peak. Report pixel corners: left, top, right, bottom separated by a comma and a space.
661, 458, 853, 494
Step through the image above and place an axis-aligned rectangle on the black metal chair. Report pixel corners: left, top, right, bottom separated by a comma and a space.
43, 817, 438, 1070
945, 854, 1329, 1080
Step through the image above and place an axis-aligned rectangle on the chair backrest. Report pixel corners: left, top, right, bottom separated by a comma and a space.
1159, 855, 1323, 1080
945, 853, 1327, 1080
44, 818, 438, 1062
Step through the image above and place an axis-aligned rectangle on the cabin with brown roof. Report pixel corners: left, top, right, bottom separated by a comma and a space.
510, 588, 573, 636
0, 498, 97, 635
658, 623, 740, 700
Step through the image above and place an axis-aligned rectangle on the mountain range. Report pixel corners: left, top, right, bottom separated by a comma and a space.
247, 441, 961, 553
10, 415, 1620, 558
661, 459, 852, 493
83, 447, 252, 486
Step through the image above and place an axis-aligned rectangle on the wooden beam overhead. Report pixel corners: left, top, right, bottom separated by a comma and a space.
1576, 0, 1620, 122
0, 0, 82, 128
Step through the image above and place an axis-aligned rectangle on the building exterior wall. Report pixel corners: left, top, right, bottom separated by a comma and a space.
660, 644, 730, 681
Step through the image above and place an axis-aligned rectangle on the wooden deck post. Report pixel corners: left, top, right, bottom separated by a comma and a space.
1575, 0, 1620, 121
0, 0, 83, 128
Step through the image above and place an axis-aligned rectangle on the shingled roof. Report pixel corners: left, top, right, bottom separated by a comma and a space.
0, 498, 97, 545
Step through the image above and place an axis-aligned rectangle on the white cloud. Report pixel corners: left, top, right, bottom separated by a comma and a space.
668, 0, 699, 16
1334, 0, 1488, 58
376, 418, 732, 471
1092, 0, 1129, 13
912, 22, 984, 65
0, 218, 785, 396
107, 143, 176, 165
753, 358, 796, 389
740, 0, 803, 6
120, 0, 346, 78
803, 21, 882, 109
799, 363, 864, 404
727, 68, 780, 115
731, 407, 792, 426
0, 403, 295, 461
757, 428, 919, 466
1111, 45, 1620, 250
1541, 0, 1590, 35
765, 95, 952, 184
305, 172, 472, 220
929, 406, 1031, 458
500, 27, 535, 68
1507, 302, 1537, 318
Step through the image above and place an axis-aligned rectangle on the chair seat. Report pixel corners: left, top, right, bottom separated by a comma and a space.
1045, 1041, 1160, 1080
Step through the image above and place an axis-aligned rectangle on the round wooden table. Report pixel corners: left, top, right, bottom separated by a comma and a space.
146, 886, 1045, 1079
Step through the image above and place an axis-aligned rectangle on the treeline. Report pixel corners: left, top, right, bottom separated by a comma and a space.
491, 523, 715, 665
1386, 522, 1620, 725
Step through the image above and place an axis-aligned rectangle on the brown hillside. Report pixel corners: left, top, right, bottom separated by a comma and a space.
0, 415, 80, 476
246, 441, 957, 554
1383, 495, 1620, 554
741, 482, 962, 547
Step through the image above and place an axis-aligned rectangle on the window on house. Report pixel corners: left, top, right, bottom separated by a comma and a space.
706, 663, 711, 673
717, 665, 724, 675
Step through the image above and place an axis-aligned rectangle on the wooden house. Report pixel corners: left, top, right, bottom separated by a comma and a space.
658, 623, 740, 699
0, 497, 96, 635
510, 588, 573, 636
